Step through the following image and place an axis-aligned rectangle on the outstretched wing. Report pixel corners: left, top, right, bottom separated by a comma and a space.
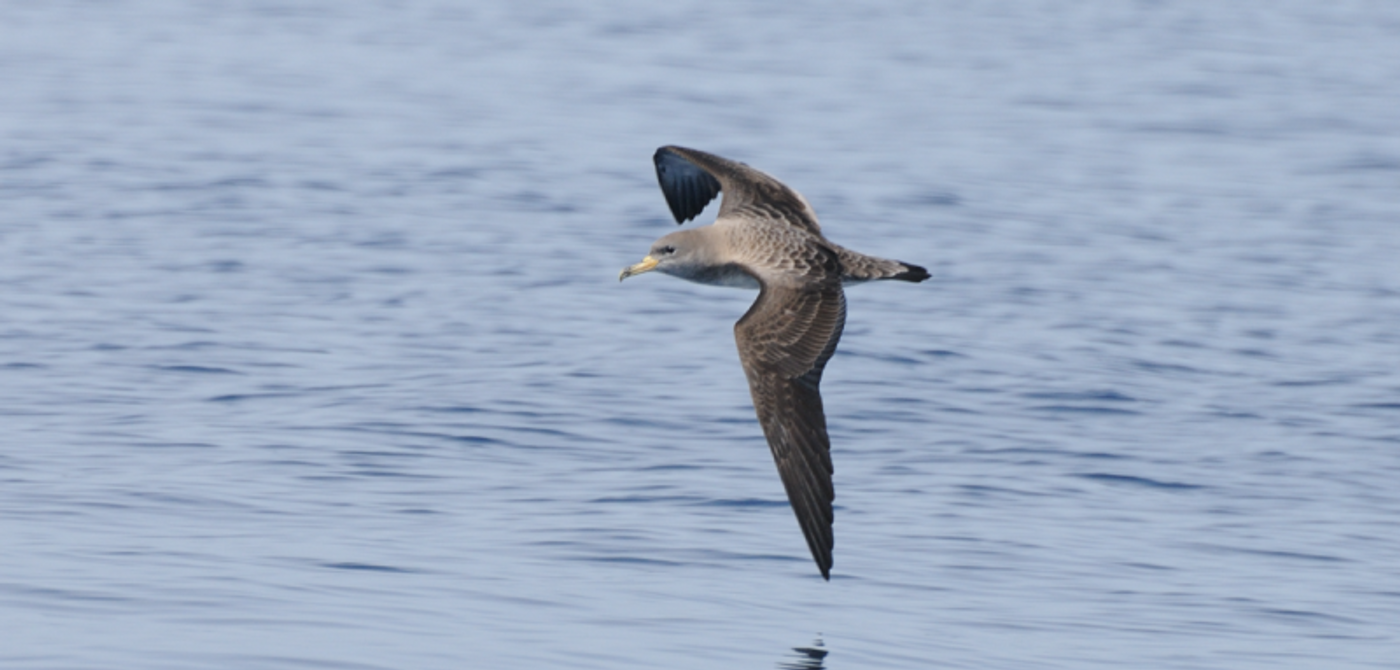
654, 146, 823, 235
733, 262, 846, 580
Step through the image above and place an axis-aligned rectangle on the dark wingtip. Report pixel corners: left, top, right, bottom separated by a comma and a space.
653, 146, 721, 225
892, 262, 931, 283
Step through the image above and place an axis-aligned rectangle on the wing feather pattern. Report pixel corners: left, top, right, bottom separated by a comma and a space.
654, 146, 823, 235
733, 253, 846, 580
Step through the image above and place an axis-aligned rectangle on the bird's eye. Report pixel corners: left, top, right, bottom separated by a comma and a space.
659, 245, 676, 255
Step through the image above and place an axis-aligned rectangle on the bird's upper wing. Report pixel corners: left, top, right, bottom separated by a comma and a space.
732, 250, 846, 579
654, 146, 823, 236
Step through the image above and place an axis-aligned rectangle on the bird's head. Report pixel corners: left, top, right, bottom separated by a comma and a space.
618, 229, 704, 282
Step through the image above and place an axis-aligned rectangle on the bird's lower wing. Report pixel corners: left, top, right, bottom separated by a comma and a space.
734, 279, 846, 579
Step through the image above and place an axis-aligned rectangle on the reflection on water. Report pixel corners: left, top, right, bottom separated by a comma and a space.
778, 638, 827, 670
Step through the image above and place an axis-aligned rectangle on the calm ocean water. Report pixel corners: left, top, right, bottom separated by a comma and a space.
3, 2, 1399, 668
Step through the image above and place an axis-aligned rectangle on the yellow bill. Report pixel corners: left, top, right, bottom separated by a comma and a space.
618, 255, 658, 281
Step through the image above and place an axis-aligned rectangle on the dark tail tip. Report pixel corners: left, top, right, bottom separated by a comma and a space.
892, 262, 930, 283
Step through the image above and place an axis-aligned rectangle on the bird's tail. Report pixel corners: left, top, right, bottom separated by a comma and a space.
889, 262, 930, 283
835, 245, 930, 283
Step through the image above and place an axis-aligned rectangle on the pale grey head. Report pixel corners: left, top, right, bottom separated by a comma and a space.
619, 228, 759, 289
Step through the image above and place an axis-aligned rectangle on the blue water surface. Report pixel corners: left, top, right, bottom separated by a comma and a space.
3, 2, 1399, 668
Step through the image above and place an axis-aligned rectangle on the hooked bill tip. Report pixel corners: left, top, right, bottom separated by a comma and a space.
619, 255, 658, 282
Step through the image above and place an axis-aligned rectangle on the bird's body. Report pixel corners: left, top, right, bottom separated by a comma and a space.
620, 146, 928, 580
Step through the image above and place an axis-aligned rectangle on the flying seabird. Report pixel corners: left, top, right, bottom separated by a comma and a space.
620, 146, 929, 580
